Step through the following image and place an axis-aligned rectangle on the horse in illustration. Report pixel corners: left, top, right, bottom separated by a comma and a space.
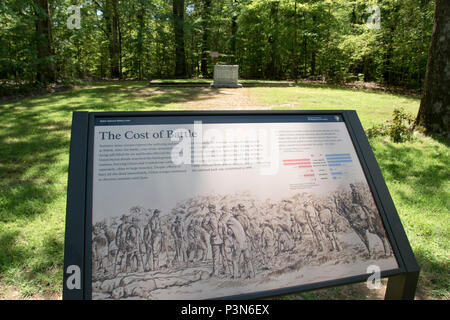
334, 195, 392, 258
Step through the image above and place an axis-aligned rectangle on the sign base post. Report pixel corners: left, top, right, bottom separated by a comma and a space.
385, 271, 420, 300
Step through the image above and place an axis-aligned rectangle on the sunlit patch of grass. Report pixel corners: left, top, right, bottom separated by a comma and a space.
257, 84, 419, 129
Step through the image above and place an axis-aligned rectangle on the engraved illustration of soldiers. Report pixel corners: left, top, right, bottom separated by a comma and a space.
92, 186, 397, 300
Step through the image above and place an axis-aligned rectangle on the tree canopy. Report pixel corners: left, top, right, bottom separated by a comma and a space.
0, 0, 435, 87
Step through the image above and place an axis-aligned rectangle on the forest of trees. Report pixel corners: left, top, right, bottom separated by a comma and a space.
0, 0, 436, 88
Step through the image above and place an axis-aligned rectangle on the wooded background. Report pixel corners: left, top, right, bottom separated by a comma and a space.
0, 0, 435, 88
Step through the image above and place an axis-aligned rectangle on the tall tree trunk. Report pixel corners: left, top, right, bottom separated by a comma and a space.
156, 41, 162, 77
119, 17, 122, 78
301, 8, 307, 78
34, 0, 56, 83
231, 16, 237, 62
383, 35, 393, 85
415, 0, 450, 135
303, 36, 307, 77
136, 1, 145, 79
363, 56, 369, 82
111, 0, 120, 78
200, 0, 211, 77
311, 51, 316, 76
310, 13, 317, 77
173, 0, 186, 77
105, 0, 121, 78
266, 1, 279, 79
100, 53, 104, 78
382, 4, 399, 86
290, 0, 298, 79
230, 0, 239, 63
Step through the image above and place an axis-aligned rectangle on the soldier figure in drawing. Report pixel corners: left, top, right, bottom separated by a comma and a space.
143, 216, 153, 271
150, 209, 162, 270
114, 214, 132, 275
349, 203, 372, 257
125, 217, 144, 273
276, 224, 294, 253
193, 217, 209, 261
317, 202, 341, 252
202, 203, 228, 277
290, 215, 302, 242
261, 223, 276, 264
290, 200, 310, 244
186, 217, 208, 262
233, 204, 251, 234
218, 205, 233, 275
93, 223, 109, 275
350, 183, 375, 232
226, 217, 255, 279
101, 223, 117, 271
171, 215, 187, 264
304, 201, 325, 254
350, 184, 392, 256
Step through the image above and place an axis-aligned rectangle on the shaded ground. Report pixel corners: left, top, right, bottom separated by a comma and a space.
129, 86, 268, 110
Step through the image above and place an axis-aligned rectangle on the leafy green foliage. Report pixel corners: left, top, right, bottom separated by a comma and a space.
367, 107, 415, 143
0, 0, 435, 88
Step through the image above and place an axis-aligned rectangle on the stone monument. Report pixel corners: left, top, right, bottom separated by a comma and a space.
211, 65, 242, 88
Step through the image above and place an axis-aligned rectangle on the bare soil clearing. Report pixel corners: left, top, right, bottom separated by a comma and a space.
131, 87, 270, 110
179, 88, 269, 110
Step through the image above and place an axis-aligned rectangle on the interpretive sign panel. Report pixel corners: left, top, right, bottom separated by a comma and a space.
63, 111, 419, 300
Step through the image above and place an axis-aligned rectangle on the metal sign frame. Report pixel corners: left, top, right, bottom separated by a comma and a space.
63, 110, 419, 300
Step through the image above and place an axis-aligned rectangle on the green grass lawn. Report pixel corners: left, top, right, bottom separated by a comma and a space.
0, 81, 448, 299
259, 83, 420, 129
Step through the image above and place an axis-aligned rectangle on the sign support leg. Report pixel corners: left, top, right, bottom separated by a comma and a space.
384, 271, 419, 300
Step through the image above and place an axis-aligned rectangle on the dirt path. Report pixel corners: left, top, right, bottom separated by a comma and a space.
179, 88, 269, 110
131, 87, 270, 110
